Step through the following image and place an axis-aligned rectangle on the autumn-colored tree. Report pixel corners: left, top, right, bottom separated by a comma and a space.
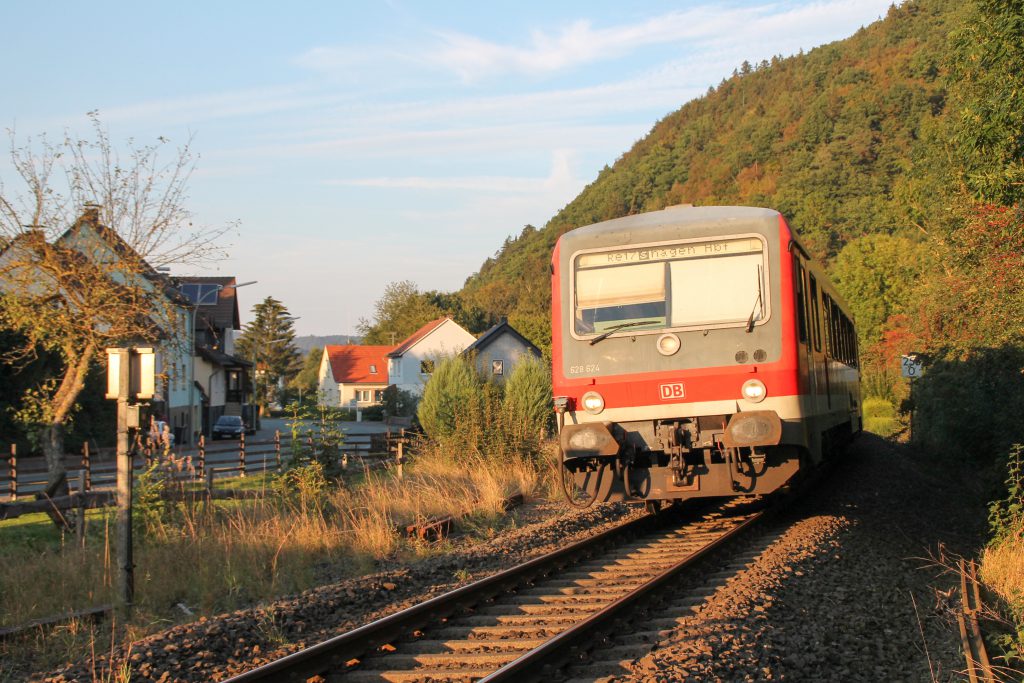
0, 116, 231, 485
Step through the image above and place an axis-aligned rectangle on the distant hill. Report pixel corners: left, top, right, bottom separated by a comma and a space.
294, 335, 361, 353
456, 0, 960, 350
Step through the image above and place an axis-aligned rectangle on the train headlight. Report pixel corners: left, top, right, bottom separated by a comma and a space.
657, 333, 681, 356
741, 379, 767, 403
581, 391, 605, 414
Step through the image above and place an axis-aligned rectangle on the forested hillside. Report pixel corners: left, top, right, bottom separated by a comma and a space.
360, 0, 1023, 395
449, 0, 1021, 366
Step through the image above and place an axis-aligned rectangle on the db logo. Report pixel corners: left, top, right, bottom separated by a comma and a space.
659, 383, 685, 400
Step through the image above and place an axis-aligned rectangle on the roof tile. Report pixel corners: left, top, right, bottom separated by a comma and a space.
326, 345, 395, 384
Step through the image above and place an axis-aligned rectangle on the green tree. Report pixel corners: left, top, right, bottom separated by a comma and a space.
946, 0, 1024, 205
235, 297, 301, 412
288, 346, 322, 404
358, 281, 444, 345
829, 234, 937, 347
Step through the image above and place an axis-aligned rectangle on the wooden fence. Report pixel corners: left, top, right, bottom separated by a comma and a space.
0, 428, 410, 522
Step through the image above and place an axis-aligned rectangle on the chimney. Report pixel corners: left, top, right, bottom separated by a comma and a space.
82, 202, 102, 223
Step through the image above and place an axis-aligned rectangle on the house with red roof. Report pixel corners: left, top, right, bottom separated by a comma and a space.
317, 344, 395, 408
387, 317, 475, 395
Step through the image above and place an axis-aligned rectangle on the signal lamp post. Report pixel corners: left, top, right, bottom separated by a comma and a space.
105, 346, 155, 614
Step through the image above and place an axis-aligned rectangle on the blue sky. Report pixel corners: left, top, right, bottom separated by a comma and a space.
2, 0, 891, 335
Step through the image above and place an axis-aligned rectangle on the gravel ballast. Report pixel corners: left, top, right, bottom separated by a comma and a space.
616, 433, 985, 682
34, 432, 986, 682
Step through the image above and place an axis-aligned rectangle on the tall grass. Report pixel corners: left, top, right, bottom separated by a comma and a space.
981, 445, 1024, 661
0, 447, 544, 645
862, 396, 901, 438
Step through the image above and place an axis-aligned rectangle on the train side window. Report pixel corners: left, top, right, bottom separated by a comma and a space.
842, 315, 851, 365
823, 296, 833, 357
794, 256, 808, 344
809, 275, 821, 352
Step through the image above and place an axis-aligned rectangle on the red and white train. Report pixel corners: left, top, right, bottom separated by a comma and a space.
551, 205, 860, 506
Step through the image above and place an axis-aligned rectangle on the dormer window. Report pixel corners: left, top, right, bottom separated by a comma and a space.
369, 364, 377, 374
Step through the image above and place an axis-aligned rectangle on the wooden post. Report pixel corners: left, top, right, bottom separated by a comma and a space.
274, 430, 281, 470
239, 432, 246, 477
197, 435, 206, 478
206, 467, 215, 493
114, 348, 134, 612
396, 441, 405, 481
8, 444, 16, 501
81, 442, 92, 493
76, 469, 87, 549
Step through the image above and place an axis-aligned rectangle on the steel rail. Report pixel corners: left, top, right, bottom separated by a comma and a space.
478, 507, 765, 682
222, 510, 662, 683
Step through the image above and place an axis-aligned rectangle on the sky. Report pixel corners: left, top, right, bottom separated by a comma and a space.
1, 0, 892, 336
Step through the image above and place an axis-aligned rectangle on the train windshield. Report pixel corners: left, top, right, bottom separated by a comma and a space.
573, 236, 767, 336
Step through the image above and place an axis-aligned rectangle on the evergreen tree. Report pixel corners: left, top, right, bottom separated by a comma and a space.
416, 355, 481, 441
502, 355, 552, 448
235, 297, 301, 411
287, 346, 323, 404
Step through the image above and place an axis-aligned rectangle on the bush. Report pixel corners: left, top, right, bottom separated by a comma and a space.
862, 396, 900, 438
502, 355, 552, 451
913, 346, 1024, 462
382, 385, 418, 418
361, 404, 384, 421
417, 356, 482, 441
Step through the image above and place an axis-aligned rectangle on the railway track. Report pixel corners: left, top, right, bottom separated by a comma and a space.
225, 498, 770, 683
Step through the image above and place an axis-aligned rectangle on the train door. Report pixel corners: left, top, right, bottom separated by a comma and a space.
794, 255, 813, 395
809, 273, 826, 411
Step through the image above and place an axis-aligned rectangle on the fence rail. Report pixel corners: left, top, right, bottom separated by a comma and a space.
1, 428, 410, 520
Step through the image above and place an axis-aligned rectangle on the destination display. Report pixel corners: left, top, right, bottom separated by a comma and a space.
576, 236, 763, 268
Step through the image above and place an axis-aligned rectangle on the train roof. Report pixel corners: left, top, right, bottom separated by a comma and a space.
558, 205, 781, 247
556, 204, 855, 319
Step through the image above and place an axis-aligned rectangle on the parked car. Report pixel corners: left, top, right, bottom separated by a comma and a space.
212, 415, 247, 440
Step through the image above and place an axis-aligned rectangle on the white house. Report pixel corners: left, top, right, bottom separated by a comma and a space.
318, 345, 395, 408
55, 212, 200, 444
0, 209, 202, 445
180, 276, 255, 437
387, 318, 476, 395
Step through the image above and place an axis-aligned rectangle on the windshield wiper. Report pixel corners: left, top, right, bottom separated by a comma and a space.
589, 320, 659, 345
745, 265, 765, 333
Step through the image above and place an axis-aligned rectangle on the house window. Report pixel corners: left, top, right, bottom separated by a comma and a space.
389, 358, 401, 378
374, 390, 384, 402
420, 359, 435, 374
491, 360, 504, 376
179, 283, 221, 305
357, 389, 372, 402
369, 364, 377, 374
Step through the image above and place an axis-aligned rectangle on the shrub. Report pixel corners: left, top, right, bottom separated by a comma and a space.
862, 396, 900, 438
912, 346, 1024, 462
502, 355, 552, 451
417, 356, 482, 441
382, 385, 418, 418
